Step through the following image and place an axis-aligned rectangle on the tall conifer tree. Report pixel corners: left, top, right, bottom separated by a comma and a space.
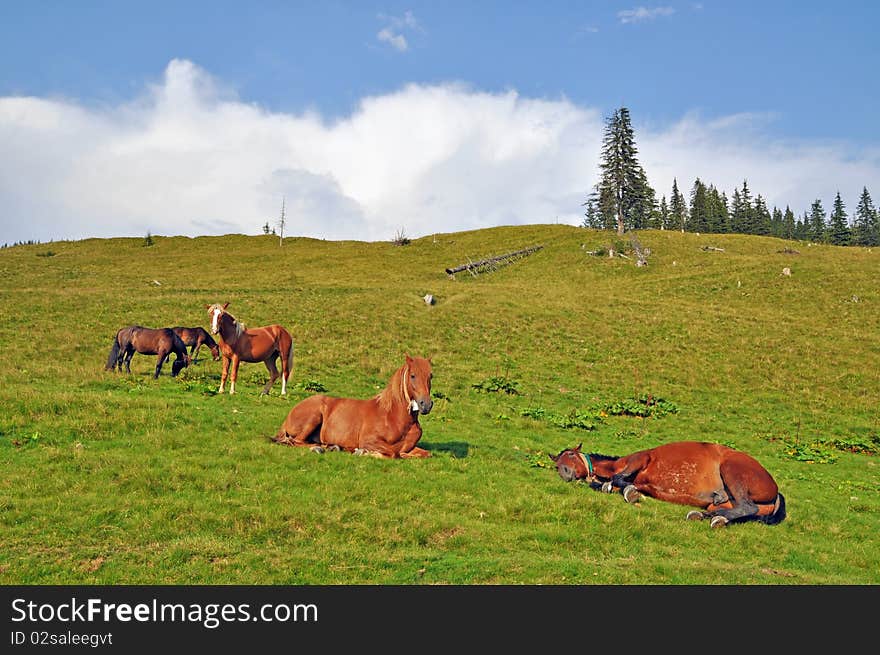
689, 178, 709, 233
853, 187, 878, 246
594, 107, 654, 234
669, 178, 688, 232
828, 191, 850, 245
782, 206, 796, 240
809, 199, 827, 242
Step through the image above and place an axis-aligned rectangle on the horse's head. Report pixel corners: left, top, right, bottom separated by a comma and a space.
549, 444, 592, 482
208, 342, 221, 361
404, 354, 433, 415
206, 302, 230, 335
171, 357, 189, 377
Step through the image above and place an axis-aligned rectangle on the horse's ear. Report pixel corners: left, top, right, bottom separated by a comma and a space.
222, 302, 229, 310
405, 353, 413, 364
205, 304, 210, 310
548, 452, 559, 463
575, 443, 582, 452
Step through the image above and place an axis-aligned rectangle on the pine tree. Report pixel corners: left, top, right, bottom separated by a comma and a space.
734, 180, 754, 234
770, 206, 783, 237
782, 206, 796, 240
704, 185, 727, 233
827, 191, 851, 246
594, 107, 654, 234
689, 178, 709, 233
669, 178, 688, 232
658, 195, 669, 230
809, 199, 827, 242
729, 188, 745, 234
795, 211, 810, 241
752, 194, 772, 236
853, 187, 878, 246
581, 187, 602, 229
716, 191, 730, 233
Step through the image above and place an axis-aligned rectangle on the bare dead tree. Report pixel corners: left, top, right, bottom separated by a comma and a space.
277, 197, 286, 246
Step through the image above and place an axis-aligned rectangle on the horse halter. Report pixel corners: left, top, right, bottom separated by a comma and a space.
577, 451, 594, 479
401, 366, 420, 413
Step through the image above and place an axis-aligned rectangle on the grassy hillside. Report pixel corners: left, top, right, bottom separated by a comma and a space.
1, 225, 877, 584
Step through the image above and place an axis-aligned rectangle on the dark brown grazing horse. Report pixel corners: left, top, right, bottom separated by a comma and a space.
273, 355, 433, 459
172, 326, 221, 362
206, 303, 294, 395
105, 326, 190, 378
549, 441, 786, 528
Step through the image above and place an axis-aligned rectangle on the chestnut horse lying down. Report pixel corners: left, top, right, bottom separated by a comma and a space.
273, 355, 433, 459
550, 441, 786, 528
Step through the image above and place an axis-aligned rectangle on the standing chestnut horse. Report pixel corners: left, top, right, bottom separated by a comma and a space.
172, 326, 221, 362
206, 303, 293, 395
273, 355, 433, 458
549, 441, 786, 528
105, 326, 190, 378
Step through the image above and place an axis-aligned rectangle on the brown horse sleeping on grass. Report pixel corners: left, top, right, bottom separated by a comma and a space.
273, 355, 433, 459
550, 441, 786, 528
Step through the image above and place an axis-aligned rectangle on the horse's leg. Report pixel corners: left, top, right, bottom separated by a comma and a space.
399, 423, 431, 458
154, 351, 168, 378
704, 482, 760, 527
123, 347, 134, 374
262, 356, 279, 395
191, 343, 200, 362
601, 453, 652, 503
229, 354, 241, 394
273, 404, 324, 447
219, 356, 230, 393
603, 453, 649, 493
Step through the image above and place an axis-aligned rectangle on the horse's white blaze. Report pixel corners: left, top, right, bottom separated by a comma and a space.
211, 309, 221, 334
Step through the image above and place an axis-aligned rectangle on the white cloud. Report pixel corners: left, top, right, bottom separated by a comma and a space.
377, 11, 421, 52
1, 59, 878, 244
377, 27, 408, 52
618, 7, 675, 24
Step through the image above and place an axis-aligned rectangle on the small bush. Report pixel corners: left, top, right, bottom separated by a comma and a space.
472, 375, 520, 395
295, 380, 328, 393
392, 228, 411, 246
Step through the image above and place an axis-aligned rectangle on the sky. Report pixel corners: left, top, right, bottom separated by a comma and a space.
1, 1, 878, 244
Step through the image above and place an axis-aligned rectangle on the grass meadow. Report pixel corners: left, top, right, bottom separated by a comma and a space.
1, 225, 878, 584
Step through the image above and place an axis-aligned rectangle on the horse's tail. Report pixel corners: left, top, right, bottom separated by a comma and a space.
761, 493, 787, 525
285, 337, 294, 377
106, 334, 121, 370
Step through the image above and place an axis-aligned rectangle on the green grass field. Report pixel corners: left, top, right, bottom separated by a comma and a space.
1, 225, 878, 584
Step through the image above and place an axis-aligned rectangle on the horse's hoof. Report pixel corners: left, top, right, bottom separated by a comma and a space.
686, 510, 705, 521
601, 481, 614, 494
623, 485, 642, 504
710, 516, 729, 529
353, 448, 366, 456
325, 444, 341, 452
310, 445, 325, 454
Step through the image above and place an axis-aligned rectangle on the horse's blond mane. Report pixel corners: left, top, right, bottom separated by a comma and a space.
215, 307, 244, 339
375, 362, 409, 413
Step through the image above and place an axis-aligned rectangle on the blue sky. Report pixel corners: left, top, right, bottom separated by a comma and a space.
1, 1, 878, 243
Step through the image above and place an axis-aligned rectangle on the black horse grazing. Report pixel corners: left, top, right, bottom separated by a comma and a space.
172, 326, 220, 362
106, 326, 190, 378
